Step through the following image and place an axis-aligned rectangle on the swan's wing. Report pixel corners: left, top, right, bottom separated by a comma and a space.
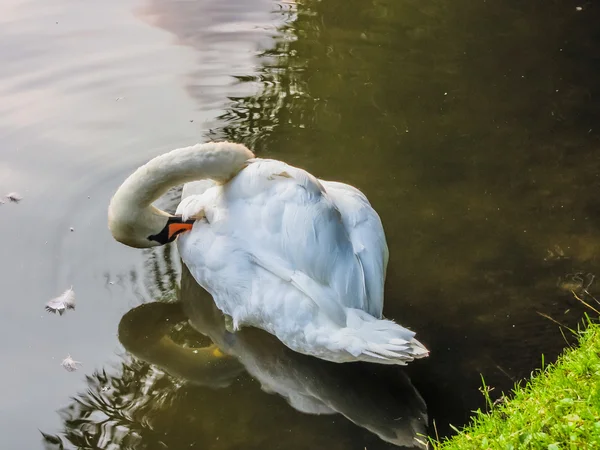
235, 160, 370, 308
320, 181, 388, 318
177, 159, 387, 330
178, 159, 371, 319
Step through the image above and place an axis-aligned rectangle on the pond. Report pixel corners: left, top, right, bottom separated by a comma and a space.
1, 0, 599, 448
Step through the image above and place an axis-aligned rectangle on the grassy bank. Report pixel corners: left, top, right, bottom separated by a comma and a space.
433, 321, 600, 449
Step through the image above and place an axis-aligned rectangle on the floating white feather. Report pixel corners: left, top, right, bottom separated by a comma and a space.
61, 354, 82, 372
46, 287, 76, 315
5, 192, 22, 203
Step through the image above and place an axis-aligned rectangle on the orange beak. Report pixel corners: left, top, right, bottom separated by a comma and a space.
148, 216, 195, 245
167, 222, 194, 240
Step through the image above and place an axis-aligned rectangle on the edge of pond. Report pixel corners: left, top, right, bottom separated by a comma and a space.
430, 314, 600, 449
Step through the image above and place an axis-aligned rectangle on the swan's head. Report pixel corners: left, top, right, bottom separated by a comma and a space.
107, 141, 254, 249
108, 202, 194, 248
108, 203, 194, 248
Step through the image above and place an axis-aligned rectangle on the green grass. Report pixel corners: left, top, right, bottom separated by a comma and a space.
432, 320, 600, 449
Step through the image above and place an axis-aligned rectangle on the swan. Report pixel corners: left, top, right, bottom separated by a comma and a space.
108, 142, 429, 365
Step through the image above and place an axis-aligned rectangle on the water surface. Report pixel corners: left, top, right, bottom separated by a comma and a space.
1, 0, 599, 448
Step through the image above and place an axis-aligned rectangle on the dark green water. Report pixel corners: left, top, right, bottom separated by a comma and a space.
1, 0, 600, 448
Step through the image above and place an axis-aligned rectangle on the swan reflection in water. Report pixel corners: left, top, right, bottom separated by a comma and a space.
113, 262, 428, 449
46, 256, 427, 449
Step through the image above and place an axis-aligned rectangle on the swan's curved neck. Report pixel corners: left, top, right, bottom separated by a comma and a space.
108, 142, 254, 248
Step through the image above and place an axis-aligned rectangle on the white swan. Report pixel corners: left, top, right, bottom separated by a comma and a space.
108, 142, 429, 365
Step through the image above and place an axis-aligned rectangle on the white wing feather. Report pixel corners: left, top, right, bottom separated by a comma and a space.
46, 287, 75, 315
320, 181, 388, 318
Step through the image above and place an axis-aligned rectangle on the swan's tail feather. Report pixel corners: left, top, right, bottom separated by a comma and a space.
322, 308, 429, 365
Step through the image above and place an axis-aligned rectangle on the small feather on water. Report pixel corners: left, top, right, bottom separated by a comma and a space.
5, 192, 22, 203
61, 354, 82, 372
46, 287, 76, 315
